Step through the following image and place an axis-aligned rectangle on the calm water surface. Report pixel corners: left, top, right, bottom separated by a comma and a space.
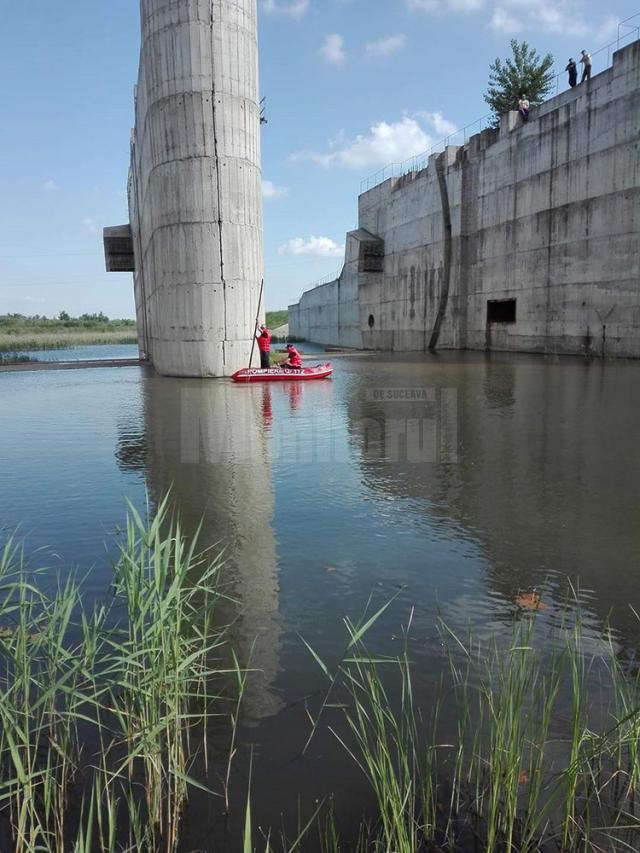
16, 343, 140, 362
1, 347, 639, 847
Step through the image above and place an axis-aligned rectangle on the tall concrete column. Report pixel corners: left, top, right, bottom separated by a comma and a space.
130, 0, 263, 377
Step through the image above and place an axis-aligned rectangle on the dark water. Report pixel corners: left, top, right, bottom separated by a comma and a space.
1, 348, 640, 846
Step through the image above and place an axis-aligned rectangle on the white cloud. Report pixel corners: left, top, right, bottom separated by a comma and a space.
595, 15, 621, 43
42, 179, 58, 192
261, 0, 309, 19
365, 34, 407, 58
19, 296, 49, 305
406, 0, 620, 40
415, 111, 458, 137
320, 33, 346, 66
488, 7, 522, 33
489, 1, 590, 36
81, 218, 99, 236
488, 0, 616, 37
262, 179, 289, 199
278, 236, 345, 258
292, 112, 457, 170
405, 0, 484, 12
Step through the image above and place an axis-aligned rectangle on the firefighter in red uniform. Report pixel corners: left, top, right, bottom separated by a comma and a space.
256, 324, 272, 369
281, 343, 302, 370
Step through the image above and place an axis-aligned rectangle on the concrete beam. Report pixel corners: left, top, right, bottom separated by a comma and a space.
103, 225, 135, 273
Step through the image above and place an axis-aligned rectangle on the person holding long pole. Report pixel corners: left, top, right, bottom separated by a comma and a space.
256, 324, 272, 369
248, 279, 265, 368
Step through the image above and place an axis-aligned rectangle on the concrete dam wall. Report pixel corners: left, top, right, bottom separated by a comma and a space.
106, 0, 263, 377
290, 40, 640, 358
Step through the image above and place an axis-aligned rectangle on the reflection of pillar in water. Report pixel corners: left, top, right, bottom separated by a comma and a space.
261, 385, 273, 432
142, 376, 281, 721
437, 387, 459, 465
288, 382, 303, 413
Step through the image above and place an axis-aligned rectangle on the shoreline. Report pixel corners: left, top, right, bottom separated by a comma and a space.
0, 358, 146, 373
0, 351, 374, 374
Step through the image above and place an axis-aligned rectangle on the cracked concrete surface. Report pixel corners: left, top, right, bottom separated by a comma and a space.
122, 0, 264, 377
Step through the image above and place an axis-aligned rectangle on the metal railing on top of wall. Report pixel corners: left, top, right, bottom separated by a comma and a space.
290, 266, 345, 307
359, 14, 640, 194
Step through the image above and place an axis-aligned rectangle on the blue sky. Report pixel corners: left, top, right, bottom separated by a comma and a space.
0, 0, 637, 317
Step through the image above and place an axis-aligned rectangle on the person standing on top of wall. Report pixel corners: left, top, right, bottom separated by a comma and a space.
256, 324, 272, 369
518, 94, 530, 121
566, 58, 578, 88
580, 50, 592, 82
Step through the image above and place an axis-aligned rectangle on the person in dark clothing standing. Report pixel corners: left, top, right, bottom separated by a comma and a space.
256, 324, 272, 369
580, 50, 592, 83
566, 58, 578, 88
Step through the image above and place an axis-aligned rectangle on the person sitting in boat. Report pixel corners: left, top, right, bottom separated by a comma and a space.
281, 343, 302, 370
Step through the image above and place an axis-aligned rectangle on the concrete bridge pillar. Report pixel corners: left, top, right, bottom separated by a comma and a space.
110, 0, 264, 377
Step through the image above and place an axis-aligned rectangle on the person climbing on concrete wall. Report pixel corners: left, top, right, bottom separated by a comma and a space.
566, 58, 578, 88
580, 50, 592, 82
256, 324, 272, 369
518, 94, 530, 121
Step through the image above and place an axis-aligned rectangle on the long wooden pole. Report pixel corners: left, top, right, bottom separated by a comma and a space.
249, 278, 264, 368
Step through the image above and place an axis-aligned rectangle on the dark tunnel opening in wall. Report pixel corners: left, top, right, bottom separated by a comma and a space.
487, 299, 517, 324
368, 314, 375, 329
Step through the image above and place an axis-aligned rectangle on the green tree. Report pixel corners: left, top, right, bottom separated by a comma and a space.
80, 312, 109, 323
485, 40, 555, 125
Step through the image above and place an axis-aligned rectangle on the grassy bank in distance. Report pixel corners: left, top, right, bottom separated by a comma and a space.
0, 312, 138, 353
266, 309, 288, 329
0, 352, 40, 364
1, 312, 289, 354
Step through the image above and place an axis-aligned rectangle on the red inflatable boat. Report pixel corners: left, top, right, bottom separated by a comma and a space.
232, 363, 333, 383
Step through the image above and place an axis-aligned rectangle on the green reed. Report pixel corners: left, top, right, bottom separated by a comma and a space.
1, 505, 640, 852
0, 499, 239, 853
298, 599, 640, 852
0, 330, 137, 353
0, 353, 41, 364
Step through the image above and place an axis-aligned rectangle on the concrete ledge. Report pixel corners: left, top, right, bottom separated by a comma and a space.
500, 111, 521, 133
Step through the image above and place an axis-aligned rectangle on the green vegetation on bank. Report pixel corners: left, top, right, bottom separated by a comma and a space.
291, 604, 640, 852
0, 352, 40, 364
0, 313, 138, 352
0, 500, 638, 851
0, 500, 231, 853
266, 309, 288, 329
0, 312, 291, 352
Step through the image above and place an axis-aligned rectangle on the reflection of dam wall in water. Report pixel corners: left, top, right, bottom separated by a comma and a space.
343, 356, 640, 634
290, 41, 640, 359
104, 0, 263, 378
142, 376, 281, 720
